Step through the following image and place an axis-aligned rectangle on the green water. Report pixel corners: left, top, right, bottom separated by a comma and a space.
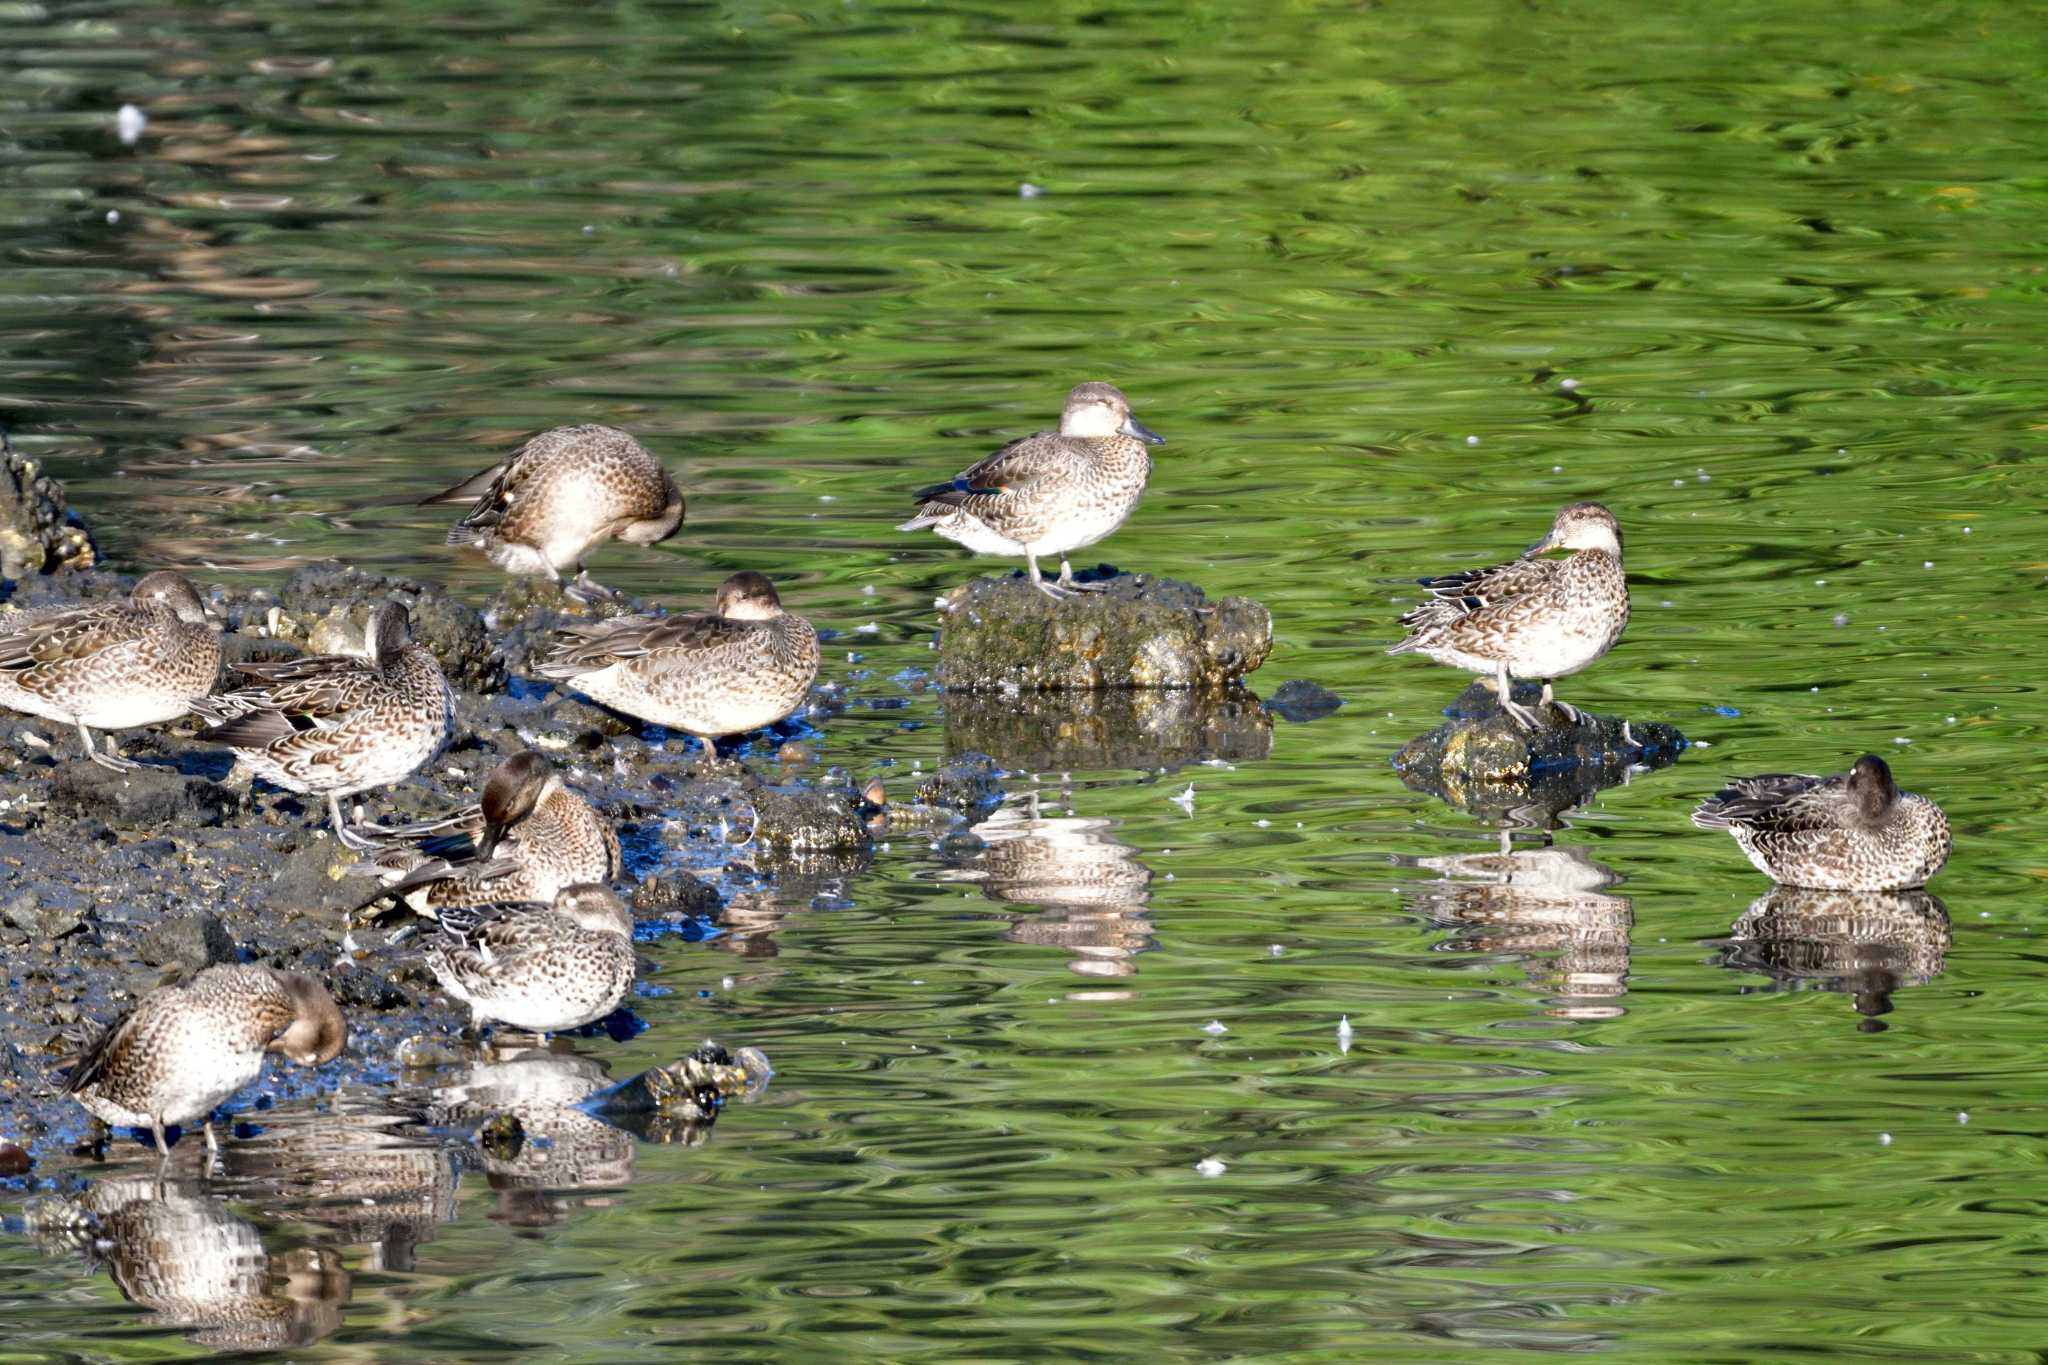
3, 0, 2046, 1358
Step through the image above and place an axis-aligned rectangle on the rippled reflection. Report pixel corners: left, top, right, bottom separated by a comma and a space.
428, 1046, 635, 1228
943, 689, 1272, 773
1401, 841, 1633, 1018
1716, 887, 1952, 1032
25, 1177, 350, 1350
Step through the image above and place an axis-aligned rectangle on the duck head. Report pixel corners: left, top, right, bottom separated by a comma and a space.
1058, 382, 1164, 445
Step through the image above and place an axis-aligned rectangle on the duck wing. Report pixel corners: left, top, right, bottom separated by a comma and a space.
1398, 556, 1558, 634
910, 430, 1066, 513
0, 601, 149, 693
534, 611, 746, 679
1691, 773, 1834, 831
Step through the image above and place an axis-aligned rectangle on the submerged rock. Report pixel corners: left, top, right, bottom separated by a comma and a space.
1263, 679, 1343, 724
934, 570, 1271, 692
944, 687, 1273, 772
0, 435, 95, 580
1393, 680, 1686, 824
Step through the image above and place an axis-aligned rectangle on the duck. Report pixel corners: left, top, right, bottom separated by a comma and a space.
533, 571, 817, 744
65, 965, 347, 1156
348, 750, 621, 917
898, 381, 1165, 601
1388, 501, 1629, 729
421, 424, 682, 601
426, 884, 637, 1037
191, 600, 453, 849
1692, 754, 1952, 891
0, 571, 220, 770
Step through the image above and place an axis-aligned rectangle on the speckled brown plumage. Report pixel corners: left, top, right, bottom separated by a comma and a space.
1693, 754, 1952, 891
65, 966, 347, 1155
0, 570, 219, 770
899, 381, 1166, 600
352, 750, 620, 916
1390, 502, 1629, 729
534, 571, 817, 741
191, 600, 454, 849
427, 885, 637, 1035
424, 424, 682, 599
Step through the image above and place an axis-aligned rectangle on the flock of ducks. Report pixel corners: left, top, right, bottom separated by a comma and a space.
0, 380, 1953, 1158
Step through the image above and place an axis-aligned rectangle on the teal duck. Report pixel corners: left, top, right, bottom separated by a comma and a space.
1693, 754, 1952, 891
422, 424, 682, 601
192, 600, 454, 849
898, 381, 1165, 600
0, 571, 219, 770
533, 571, 817, 742
65, 965, 347, 1155
1389, 501, 1629, 728
427, 884, 637, 1036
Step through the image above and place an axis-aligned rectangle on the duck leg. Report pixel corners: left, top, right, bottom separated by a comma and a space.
1539, 682, 1581, 725
1026, 551, 1074, 601
328, 794, 387, 851
564, 565, 622, 605
1494, 661, 1541, 731
1055, 558, 1108, 593
80, 722, 140, 772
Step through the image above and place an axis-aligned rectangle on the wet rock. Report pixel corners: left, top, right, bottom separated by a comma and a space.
914, 751, 1006, 813
1263, 679, 1344, 724
944, 688, 1273, 772
137, 913, 237, 972
2, 889, 89, 940
478, 1111, 525, 1162
1393, 680, 1686, 825
48, 761, 238, 829
934, 571, 1271, 692
262, 836, 360, 918
270, 561, 504, 693
632, 872, 720, 918
482, 577, 642, 679
0, 435, 95, 580
753, 780, 870, 854
0, 1139, 31, 1177
329, 966, 412, 1013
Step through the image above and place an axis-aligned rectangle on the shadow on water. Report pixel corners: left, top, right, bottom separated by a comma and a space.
1713, 887, 1952, 1034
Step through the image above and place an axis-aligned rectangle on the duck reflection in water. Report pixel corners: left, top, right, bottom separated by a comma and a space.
940, 793, 1154, 992
1401, 835, 1632, 1019
217, 1096, 458, 1273
25, 1175, 349, 1350
1716, 886, 1951, 1033
429, 1044, 637, 1229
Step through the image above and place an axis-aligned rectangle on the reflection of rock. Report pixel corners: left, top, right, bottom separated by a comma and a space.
217, 1098, 458, 1272
944, 687, 1272, 772
1403, 844, 1632, 1017
1394, 680, 1685, 824
935, 571, 1271, 692
943, 801, 1155, 980
26, 1177, 349, 1349
1718, 887, 1950, 1032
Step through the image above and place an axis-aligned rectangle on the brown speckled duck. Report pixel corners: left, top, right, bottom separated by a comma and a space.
65, 966, 347, 1155
0, 571, 219, 770
192, 601, 454, 849
422, 424, 683, 601
534, 571, 817, 743
427, 885, 637, 1037
1389, 501, 1629, 729
1693, 754, 1952, 891
899, 382, 1165, 600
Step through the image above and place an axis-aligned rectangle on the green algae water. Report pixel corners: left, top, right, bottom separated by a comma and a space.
3, 0, 2047, 1358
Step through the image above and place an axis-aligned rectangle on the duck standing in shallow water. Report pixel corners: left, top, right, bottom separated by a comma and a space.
0, 571, 220, 770
421, 424, 683, 601
427, 885, 637, 1037
534, 571, 817, 745
192, 600, 454, 849
1389, 502, 1629, 729
66, 966, 347, 1156
1692, 754, 1951, 891
898, 382, 1165, 601
350, 750, 621, 917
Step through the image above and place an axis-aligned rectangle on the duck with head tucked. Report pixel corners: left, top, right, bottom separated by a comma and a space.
427, 884, 638, 1038
534, 571, 817, 747
0, 571, 220, 770
899, 381, 1166, 601
1693, 754, 1952, 891
1389, 501, 1629, 729
422, 424, 683, 602
65, 965, 347, 1156
191, 600, 454, 849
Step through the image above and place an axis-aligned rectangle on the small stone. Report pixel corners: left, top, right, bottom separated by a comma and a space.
479, 1112, 526, 1162
136, 913, 237, 971
0, 1139, 30, 1177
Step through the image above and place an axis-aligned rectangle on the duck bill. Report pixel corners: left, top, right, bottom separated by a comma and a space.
1120, 415, 1166, 446
477, 822, 508, 860
1522, 531, 1559, 558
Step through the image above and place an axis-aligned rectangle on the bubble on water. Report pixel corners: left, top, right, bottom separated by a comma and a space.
1465, 435, 1480, 446
1019, 182, 1043, 198
1268, 944, 1284, 957
1337, 1016, 1354, 1054
1833, 613, 1850, 627
1958, 1112, 1969, 1124
105, 209, 120, 224
1195, 1157, 1227, 1177
1202, 1020, 1228, 1035
116, 104, 146, 145
1559, 377, 1579, 390
1879, 1133, 1893, 1146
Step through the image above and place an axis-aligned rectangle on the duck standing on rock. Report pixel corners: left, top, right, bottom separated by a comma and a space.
0, 571, 220, 770
1389, 502, 1629, 730
350, 750, 621, 917
899, 381, 1165, 601
426, 884, 638, 1038
65, 966, 347, 1156
1692, 755, 1952, 891
421, 424, 683, 602
191, 600, 454, 849
534, 571, 817, 747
